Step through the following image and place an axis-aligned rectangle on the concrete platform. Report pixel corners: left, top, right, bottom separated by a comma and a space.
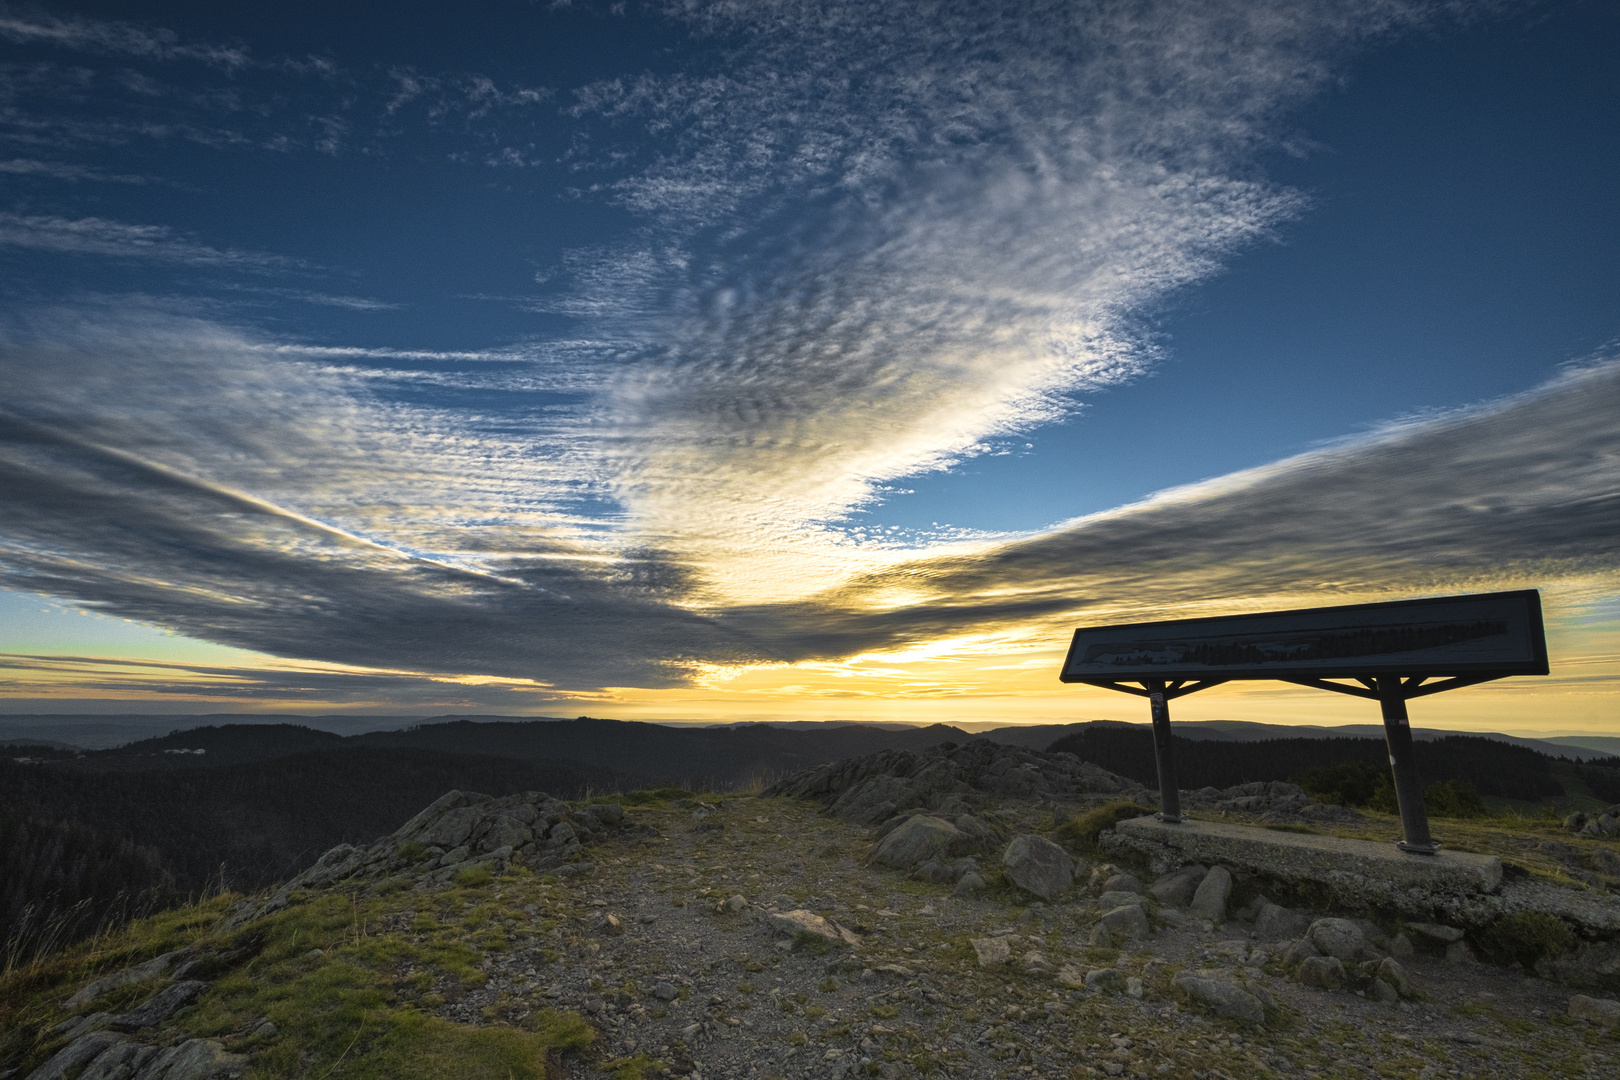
1105, 816, 1502, 916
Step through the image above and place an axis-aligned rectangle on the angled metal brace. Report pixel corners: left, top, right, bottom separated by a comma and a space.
1403, 673, 1505, 700
1067, 678, 1228, 700
1276, 676, 1381, 700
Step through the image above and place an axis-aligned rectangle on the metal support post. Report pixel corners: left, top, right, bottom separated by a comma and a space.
1377, 676, 1438, 854
1146, 681, 1182, 823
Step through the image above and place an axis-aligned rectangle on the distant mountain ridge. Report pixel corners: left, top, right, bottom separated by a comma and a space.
3, 712, 1611, 760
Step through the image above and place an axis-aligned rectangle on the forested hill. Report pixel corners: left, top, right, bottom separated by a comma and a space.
70, 723, 345, 768
1045, 727, 1568, 801
0, 747, 649, 964
45, 718, 985, 785
353, 717, 976, 787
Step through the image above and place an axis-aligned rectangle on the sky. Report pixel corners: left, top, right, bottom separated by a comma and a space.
0, 0, 1617, 734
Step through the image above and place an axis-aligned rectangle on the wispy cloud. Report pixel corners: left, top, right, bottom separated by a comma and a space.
4, 0, 1608, 706
728, 360, 1620, 662
0, 8, 250, 69
556, 0, 1469, 603
0, 213, 308, 271
0, 156, 150, 182
219, 285, 401, 311
0, 651, 586, 708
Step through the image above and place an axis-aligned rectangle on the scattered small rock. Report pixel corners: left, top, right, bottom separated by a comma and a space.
971, 937, 1011, 967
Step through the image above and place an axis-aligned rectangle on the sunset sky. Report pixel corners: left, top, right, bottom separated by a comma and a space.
1, 0, 1617, 734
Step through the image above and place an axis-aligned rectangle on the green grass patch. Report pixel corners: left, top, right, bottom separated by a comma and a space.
6, 879, 595, 1080
0, 893, 241, 1072
793, 931, 834, 956
1477, 911, 1577, 968
621, 787, 695, 806
245, 1007, 590, 1079
1054, 801, 1156, 859
452, 866, 493, 889
601, 1053, 661, 1079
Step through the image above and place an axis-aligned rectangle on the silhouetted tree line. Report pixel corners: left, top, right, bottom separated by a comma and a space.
1, 802, 179, 967
1045, 729, 1564, 802
1575, 760, 1620, 804
0, 746, 645, 959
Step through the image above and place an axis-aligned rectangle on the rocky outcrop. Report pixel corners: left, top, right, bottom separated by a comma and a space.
764, 739, 1147, 825
63, 952, 184, 1010
1565, 806, 1620, 838
227, 790, 634, 927
26, 1032, 243, 1080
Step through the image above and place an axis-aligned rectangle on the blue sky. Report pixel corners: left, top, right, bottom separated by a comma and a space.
1, 0, 1617, 727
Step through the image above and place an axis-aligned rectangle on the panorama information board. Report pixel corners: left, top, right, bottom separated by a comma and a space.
1059, 590, 1547, 683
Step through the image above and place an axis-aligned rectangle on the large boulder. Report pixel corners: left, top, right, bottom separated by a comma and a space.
1002, 835, 1075, 900
1094, 903, 1150, 944
1374, 958, 1413, 999
1253, 901, 1310, 943
1308, 918, 1377, 962
1172, 972, 1266, 1023
1296, 955, 1347, 990
1149, 865, 1207, 907
869, 815, 962, 868
1189, 866, 1233, 923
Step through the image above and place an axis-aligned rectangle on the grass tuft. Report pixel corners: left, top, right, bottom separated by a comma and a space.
452, 866, 494, 889
1477, 911, 1577, 969
1054, 801, 1156, 859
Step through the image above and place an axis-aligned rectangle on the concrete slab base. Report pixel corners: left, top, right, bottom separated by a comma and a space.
1103, 815, 1503, 920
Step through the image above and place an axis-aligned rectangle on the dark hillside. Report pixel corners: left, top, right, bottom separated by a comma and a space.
73, 724, 345, 769
1046, 728, 1564, 801
353, 717, 977, 787
0, 747, 648, 957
